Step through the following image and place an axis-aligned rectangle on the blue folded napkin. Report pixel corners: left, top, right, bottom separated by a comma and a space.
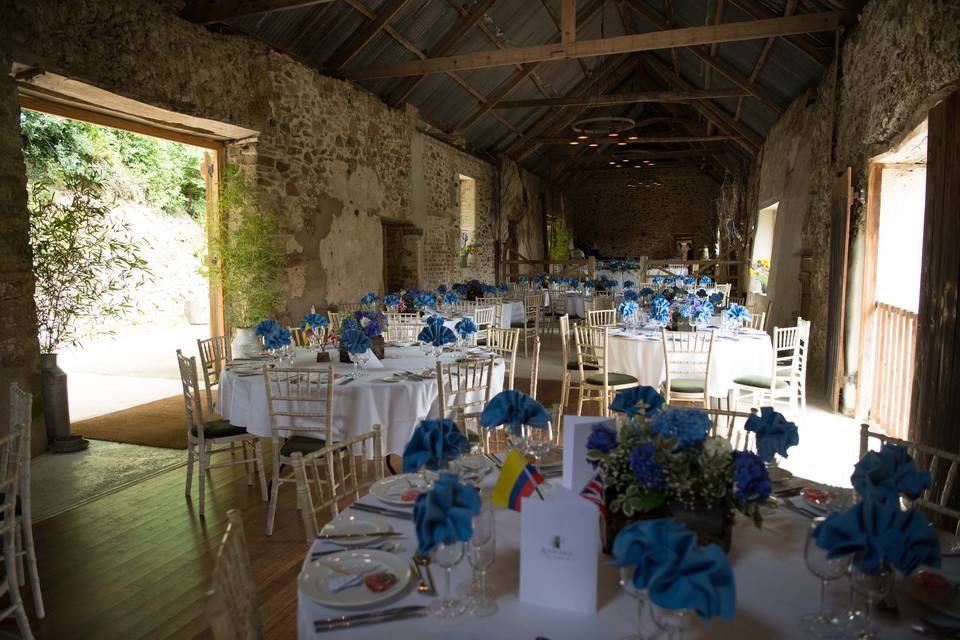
455, 317, 477, 337
725, 303, 752, 322
402, 419, 470, 473
300, 313, 328, 330
650, 296, 671, 324
479, 390, 551, 433
340, 328, 371, 354
618, 300, 639, 318
418, 322, 457, 347
813, 498, 941, 574
744, 407, 799, 462
413, 473, 481, 555
612, 519, 735, 620
851, 443, 932, 505
425, 314, 444, 329
609, 386, 665, 417
708, 292, 725, 305
255, 319, 292, 350
443, 291, 460, 305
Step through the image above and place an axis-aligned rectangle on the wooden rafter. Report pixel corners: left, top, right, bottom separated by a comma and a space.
704, 0, 725, 134
540, 0, 592, 79
324, 0, 409, 71
556, 147, 727, 164
536, 134, 738, 144
561, 0, 577, 44
496, 88, 747, 109
183, 0, 332, 24
386, 0, 498, 107
627, 0, 784, 115
342, 11, 845, 80
736, 0, 795, 121
727, 0, 832, 66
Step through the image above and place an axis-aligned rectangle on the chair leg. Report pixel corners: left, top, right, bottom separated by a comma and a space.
14, 522, 23, 586
254, 439, 268, 502
4, 527, 32, 640
20, 514, 44, 619
266, 462, 281, 535
243, 441, 254, 487
185, 443, 195, 496
198, 445, 207, 518
576, 385, 585, 416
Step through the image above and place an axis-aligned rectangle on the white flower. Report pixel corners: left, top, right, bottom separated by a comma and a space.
703, 436, 732, 458
360, 317, 371, 327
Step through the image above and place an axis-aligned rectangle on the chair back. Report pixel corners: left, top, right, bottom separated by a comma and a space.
473, 307, 496, 343
336, 303, 363, 313
263, 367, 336, 449
587, 308, 617, 328
548, 290, 567, 317
288, 327, 308, 347
772, 324, 803, 383
529, 336, 541, 400
0, 422, 24, 543
486, 327, 520, 390
436, 357, 495, 443
476, 297, 503, 327
327, 311, 352, 332
704, 407, 757, 452
385, 312, 422, 342
197, 336, 231, 416
860, 424, 960, 534
206, 510, 263, 640
177, 349, 208, 444
8, 383, 31, 515
450, 301, 477, 316
559, 314, 572, 367
522, 291, 542, 325
292, 427, 384, 536
796, 317, 811, 378
661, 329, 715, 407
745, 312, 767, 331
574, 325, 609, 381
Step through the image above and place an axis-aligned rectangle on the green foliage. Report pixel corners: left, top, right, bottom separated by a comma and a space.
29, 171, 152, 353
548, 223, 573, 262
20, 110, 205, 217
207, 165, 285, 328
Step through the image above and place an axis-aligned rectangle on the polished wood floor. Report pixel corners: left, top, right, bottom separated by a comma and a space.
3, 372, 574, 639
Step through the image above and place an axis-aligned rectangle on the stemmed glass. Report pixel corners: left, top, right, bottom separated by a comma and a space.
800, 517, 848, 637
420, 340, 434, 369
467, 501, 497, 617
651, 605, 697, 640
354, 352, 369, 379
431, 541, 466, 618
618, 567, 654, 640
848, 563, 892, 639
347, 352, 360, 380
518, 424, 552, 484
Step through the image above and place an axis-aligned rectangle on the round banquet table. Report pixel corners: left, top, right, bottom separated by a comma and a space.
216, 345, 505, 456
605, 326, 773, 398
296, 470, 940, 639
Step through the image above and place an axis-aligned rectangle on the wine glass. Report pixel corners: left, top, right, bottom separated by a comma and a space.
651, 605, 697, 640
618, 567, 654, 640
519, 424, 552, 483
468, 520, 496, 617
354, 352, 369, 379
347, 352, 360, 380
800, 517, 849, 637
848, 563, 893, 639
431, 541, 466, 618
419, 340, 433, 369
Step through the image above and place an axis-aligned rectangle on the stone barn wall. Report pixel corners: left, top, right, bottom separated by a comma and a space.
744, 0, 960, 402
569, 166, 720, 259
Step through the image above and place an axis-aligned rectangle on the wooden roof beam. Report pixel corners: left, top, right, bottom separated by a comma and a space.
726, 0, 833, 66
735, 0, 794, 121
496, 88, 747, 109
540, 0, 592, 79
183, 0, 333, 24
342, 10, 846, 79
387, 0, 498, 107
324, 0, 409, 71
536, 134, 739, 144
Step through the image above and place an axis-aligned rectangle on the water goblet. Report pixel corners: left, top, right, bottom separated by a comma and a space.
354, 353, 369, 379
800, 517, 849, 637
618, 567, 655, 640
848, 563, 893, 639
431, 541, 466, 618
651, 604, 697, 640
467, 520, 497, 617
420, 341, 433, 369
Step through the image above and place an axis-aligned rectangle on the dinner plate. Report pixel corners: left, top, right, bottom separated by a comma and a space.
299, 549, 411, 610
319, 514, 393, 546
370, 474, 432, 506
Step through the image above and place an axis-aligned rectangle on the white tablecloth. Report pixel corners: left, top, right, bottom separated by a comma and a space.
605, 328, 773, 398
296, 473, 932, 639
217, 346, 505, 456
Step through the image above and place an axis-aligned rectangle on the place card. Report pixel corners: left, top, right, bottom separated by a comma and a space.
519, 486, 600, 614
562, 415, 610, 493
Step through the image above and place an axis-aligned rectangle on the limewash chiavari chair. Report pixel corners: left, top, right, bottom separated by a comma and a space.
511, 291, 541, 358
744, 312, 767, 332
559, 314, 590, 418
485, 327, 520, 391
206, 509, 262, 640
436, 357, 495, 451
336, 302, 363, 313
796, 318, 811, 412
291, 427, 384, 540
731, 319, 809, 416
661, 329, 715, 409
473, 306, 496, 345
450, 301, 477, 316
197, 335, 232, 416
574, 325, 639, 417
327, 311, 350, 331
587, 308, 618, 328
860, 424, 960, 533
476, 296, 503, 328
0, 422, 30, 639
289, 326, 308, 347
529, 336, 541, 400
263, 366, 335, 535
705, 407, 758, 453
544, 289, 567, 336
385, 312, 422, 342
178, 350, 267, 518
8, 384, 43, 619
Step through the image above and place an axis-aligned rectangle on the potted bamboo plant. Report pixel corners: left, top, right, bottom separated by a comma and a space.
207, 166, 285, 357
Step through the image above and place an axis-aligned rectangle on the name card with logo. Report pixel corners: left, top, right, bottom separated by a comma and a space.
519, 486, 600, 614
562, 415, 611, 493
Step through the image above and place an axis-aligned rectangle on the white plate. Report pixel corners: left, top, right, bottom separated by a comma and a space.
299, 549, 411, 610
319, 514, 393, 546
370, 474, 431, 506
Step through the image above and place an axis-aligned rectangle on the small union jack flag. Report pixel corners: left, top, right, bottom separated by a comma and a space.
580, 470, 607, 547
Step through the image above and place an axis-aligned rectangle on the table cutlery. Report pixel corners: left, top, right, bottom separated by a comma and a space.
311, 540, 400, 559
314, 606, 428, 633
778, 498, 822, 519
349, 503, 414, 520
485, 453, 503, 469
411, 559, 434, 595
316, 531, 404, 540
414, 553, 435, 595
338, 375, 356, 386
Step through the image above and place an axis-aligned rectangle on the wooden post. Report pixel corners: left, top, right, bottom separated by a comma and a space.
825, 167, 852, 411
561, 0, 576, 44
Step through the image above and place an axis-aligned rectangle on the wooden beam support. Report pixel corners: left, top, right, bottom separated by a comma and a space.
557, 147, 726, 164
496, 88, 747, 109
343, 10, 845, 79
324, 0, 409, 71
183, 0, 332, 24
736, 0, 793, 121
387, 0, 497, 106
537, 134, 738, 144
561, 0, 577, 44
542, 0, 591, 79
726, 0, 833, 66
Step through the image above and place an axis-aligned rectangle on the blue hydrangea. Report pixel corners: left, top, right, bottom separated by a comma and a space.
649, 409, 711, 450
630, 443, 668, 490
623, 289, 639, 302
733, 451, 772, 504
638, 287, 655, 298
436, 284, 447, 294
586, 421, 618, 454
624, 280, 635, 289
360, 291, 378, 306
709, 292, 725, 305
443, 291, 460, 305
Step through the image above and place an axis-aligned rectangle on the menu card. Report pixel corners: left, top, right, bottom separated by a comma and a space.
562, 415, 610, 493
519, 486, 600, 614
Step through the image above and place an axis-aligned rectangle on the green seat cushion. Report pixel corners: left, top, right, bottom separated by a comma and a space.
511, 319, 536, 328
585, 372, 638, 386
669, 377, 706, 393
734, 375, 788, 389
191, 419, 247, 439
566, 359, 599, 371
280, 436, 328, 456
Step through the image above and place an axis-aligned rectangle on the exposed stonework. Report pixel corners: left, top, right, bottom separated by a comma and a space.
744, 0, 960, 400
569, 167, 720, 259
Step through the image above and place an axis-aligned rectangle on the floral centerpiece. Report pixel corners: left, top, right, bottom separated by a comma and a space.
453, 279, 486, 301
750, 259, 770, 293
300, 313, 328, 346
360, 291, 378, 309
587, 390, 771, 552
337, 310, 387, 362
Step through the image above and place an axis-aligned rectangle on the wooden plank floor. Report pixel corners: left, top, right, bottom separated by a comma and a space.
4, 369, 575, 639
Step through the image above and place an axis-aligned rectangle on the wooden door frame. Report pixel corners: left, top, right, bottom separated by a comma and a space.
825, 167, 852, 411
854, 164, 883, 418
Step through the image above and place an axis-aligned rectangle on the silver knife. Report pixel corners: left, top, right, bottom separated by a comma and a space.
338, 375, 355, 386
314, 607, 428, 632
349, 502, 414, 520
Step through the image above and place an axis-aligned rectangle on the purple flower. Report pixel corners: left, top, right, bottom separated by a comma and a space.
733, 451, 771, 504
586, 421, 618, 455
650, 409, 711, 450
630, 443, 668, 490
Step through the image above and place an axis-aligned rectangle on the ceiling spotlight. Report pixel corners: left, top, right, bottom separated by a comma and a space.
569, 140, 580, 145
609, 161, 616, 165
607, 132, 619, 138
649, 162, 655, 166
577, 134, 589, 140
617, 141, 627, 146
627, 135, 639, 141
588, 142, 599, 148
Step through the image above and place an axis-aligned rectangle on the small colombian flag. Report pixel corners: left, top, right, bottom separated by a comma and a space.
491, 448, 544, 512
